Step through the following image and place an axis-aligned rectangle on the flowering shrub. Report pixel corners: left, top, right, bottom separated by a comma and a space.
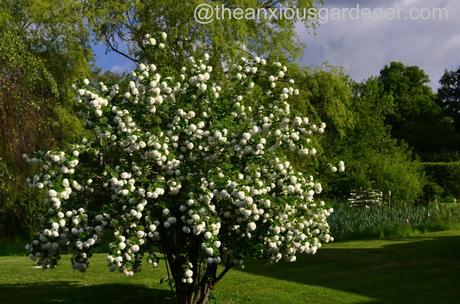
24, 33, 343, 303
348, 188, 384, 208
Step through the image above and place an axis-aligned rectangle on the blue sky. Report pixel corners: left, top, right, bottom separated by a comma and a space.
92, 40, 134, 73
92, 0, 460, 88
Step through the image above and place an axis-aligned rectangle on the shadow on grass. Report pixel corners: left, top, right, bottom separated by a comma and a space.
2, 236, 459, 304
0, 282, 175, 304
242, 235, 460, 304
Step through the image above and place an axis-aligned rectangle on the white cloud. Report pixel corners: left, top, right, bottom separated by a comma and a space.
298, 0, 460, 88
109, 63, 133, 74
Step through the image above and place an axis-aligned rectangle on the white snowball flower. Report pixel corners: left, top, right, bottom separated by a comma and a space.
338, 161, 345, 172
247, 222, 256, 231
185, 269, 193, 278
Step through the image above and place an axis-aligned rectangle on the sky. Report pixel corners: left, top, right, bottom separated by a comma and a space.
92, 0, 460, 89
92, 40, 135, 74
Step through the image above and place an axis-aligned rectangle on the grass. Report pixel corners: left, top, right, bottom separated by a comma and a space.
1, 229, 460, 304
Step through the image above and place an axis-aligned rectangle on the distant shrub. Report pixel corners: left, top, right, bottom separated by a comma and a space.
420, 180, 444, 204
330, 146, 424, 205
422, 162, 460, 199
0, 161, 45, 237
347, 188, 384, 207
422, 151, 460, 162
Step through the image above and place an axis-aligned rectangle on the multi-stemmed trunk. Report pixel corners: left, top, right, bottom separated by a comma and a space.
165, 253, 232, 304
174, 280, 214, 304
159, 223, 233, 304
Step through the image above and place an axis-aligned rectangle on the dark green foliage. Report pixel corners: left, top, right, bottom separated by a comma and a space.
0, 162, 45, 237
0, 31, 58, 168
438, 67, 460, 131
0, 0, 93, 238
379, 62, 436, 123
420, 181, 445, 204
422, 162, 460, 200
398, 120, 460, 161
376, 62, 460, 158
298, 69, 424, 204
0, 0, 92, 102
0, 237, 27, 256
0, 32, 57, 237
0, 32, 87, 237
424, 151, 460, 162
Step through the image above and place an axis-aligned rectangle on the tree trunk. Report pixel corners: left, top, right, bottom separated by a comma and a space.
175, 281, 213, 304
158, 229, 230, 304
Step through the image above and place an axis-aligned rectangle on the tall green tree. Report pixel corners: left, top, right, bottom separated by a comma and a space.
0, 32, 58, 236
438, 67, 460, 131
0, 1, 92, 236
0, 0, 92, 102
294, 67, 424, 205
379, 62, 436, 122
377, 62, 459, 159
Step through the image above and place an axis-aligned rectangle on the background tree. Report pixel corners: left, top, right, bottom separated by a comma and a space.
0, 32, 58, 235
376, 62, 459, 160
0, 0, 92, 101
289, 67, 425, 205
438, 67, 460, 131
0, 1, 92, 236
328, 75, 423, 204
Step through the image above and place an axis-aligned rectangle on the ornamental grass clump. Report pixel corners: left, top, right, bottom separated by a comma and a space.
24, 33, 343, 304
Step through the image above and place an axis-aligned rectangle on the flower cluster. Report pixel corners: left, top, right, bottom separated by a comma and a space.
25, 33, 343, 283
330, 161, 345, 173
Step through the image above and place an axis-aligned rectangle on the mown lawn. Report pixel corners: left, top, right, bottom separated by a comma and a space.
1, 229, 459, 304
